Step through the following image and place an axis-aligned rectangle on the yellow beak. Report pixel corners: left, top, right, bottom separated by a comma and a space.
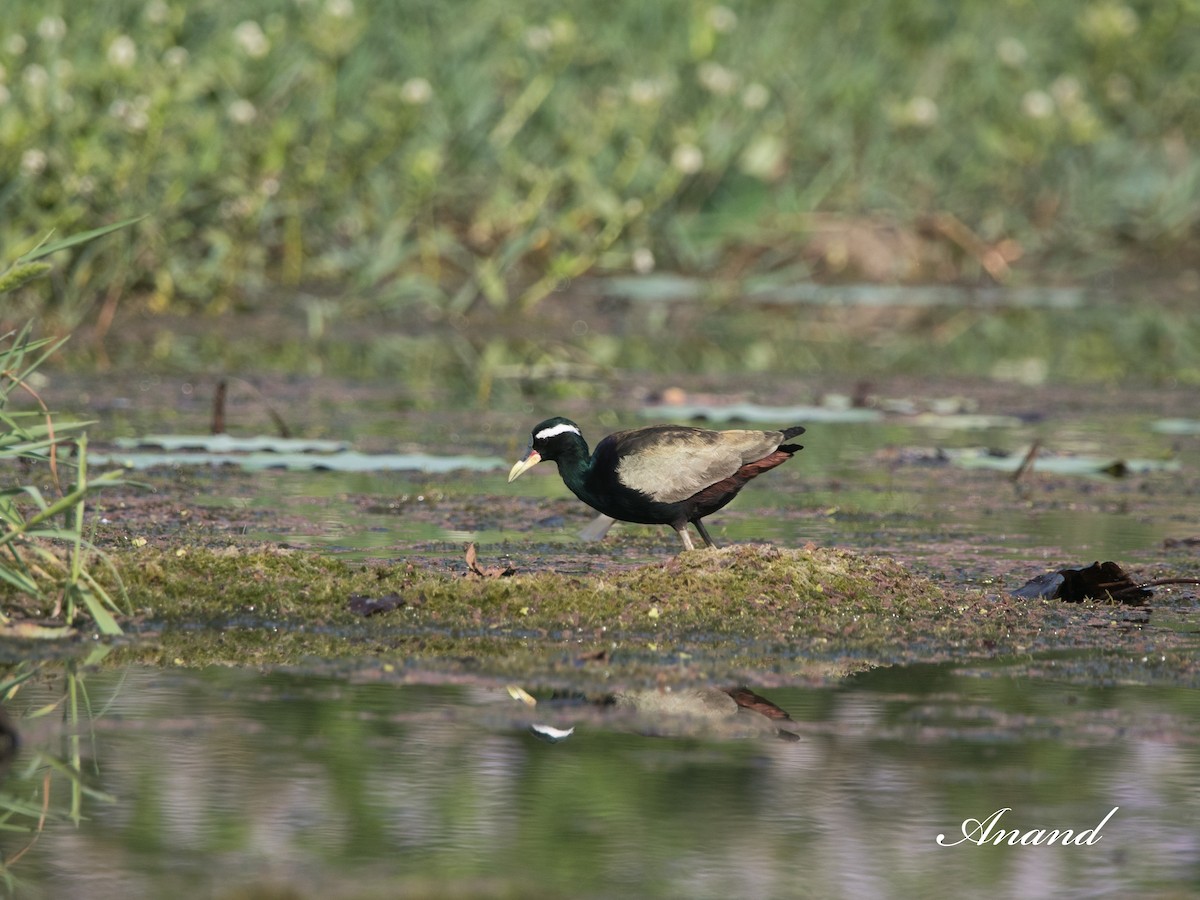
507, 449, 542, 483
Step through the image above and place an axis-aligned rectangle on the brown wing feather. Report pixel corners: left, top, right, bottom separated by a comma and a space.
614, 427, 785, 503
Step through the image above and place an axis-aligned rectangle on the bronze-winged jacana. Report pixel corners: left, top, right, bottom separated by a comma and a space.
507, 417, 805, 551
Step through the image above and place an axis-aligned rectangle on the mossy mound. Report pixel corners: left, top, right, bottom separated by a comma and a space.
32, 542, 1161, 685
111, 542, 945, 631
91, 542, 986, 680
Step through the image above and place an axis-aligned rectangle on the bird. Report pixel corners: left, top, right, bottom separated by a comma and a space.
507, 417, 805, 551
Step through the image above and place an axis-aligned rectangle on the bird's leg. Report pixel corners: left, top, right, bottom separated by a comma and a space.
693, 519, 718, 549
674, 525, 696, 552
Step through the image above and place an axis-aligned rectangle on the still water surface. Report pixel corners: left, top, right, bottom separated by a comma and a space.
4, 662, 1198, 899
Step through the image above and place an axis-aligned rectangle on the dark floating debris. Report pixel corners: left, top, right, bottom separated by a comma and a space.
1012, 571, 1067, 601
347, 593, 405, 616
1163, 536, 1200, 549
1012, 561, 1152, 606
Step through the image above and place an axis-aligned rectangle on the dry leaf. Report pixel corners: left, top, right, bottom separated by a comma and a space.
464, 542, 516, 579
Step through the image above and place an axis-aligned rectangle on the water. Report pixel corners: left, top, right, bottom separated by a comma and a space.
3, 663, 1197, 898
185, 404, 1196, 580
8, 368, 1200, 898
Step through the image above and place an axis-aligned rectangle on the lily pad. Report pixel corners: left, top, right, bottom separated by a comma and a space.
595, 274, 705, 302
91, 449, 506, 473
946, 447, 1180, 477
741, 282, 1084, 309
595, 276, 1084, 309
1151, 419, 1200, 436
906, 413, 1024, 430
116, 434, 350, 453
640, 402, 882, 425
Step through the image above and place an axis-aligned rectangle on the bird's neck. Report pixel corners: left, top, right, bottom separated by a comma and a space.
551, 440, 594, 496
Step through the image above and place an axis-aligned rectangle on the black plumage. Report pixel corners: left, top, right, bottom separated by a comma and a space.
508, 417, 805, 551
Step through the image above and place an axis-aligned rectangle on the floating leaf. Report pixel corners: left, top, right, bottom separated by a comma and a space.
91, 448, 505, 473
640, 402, 881, 425
597, 274, 704, 302
907, 413, 1024, 430
116, 434, 350, 453
1152, 419, 1200, 435
596, 276, 1084, 309
947, 447, 1179, 477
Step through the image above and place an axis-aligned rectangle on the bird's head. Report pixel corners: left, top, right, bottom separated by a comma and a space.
507, 417, 584, 482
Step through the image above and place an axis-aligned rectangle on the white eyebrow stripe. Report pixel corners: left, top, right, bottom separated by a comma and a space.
535, 423, 581, 440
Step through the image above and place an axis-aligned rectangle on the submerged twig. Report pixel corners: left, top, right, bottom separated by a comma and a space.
1011, 440, 1041, 484
211, 379, 227, 434
210, 377, 292, 438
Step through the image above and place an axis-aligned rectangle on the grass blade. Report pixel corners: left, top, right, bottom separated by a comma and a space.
18, 216, 147, 263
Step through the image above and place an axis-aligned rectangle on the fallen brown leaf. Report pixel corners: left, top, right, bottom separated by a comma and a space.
464, 542, 516, 579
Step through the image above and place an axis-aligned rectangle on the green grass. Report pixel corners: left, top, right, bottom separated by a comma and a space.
0, 223, 140, 633
2, 0, 1198, 330
0, 325, 129, 634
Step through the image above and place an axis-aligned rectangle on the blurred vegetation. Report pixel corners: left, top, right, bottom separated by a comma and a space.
2, 0, 1198, 334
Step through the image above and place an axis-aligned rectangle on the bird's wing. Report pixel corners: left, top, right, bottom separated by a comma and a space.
611, 427, 782, 504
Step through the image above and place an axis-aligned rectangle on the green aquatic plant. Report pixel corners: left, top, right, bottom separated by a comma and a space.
4, 1, 1199, 326
0, 326, 129, 635
0, 222, 141, 634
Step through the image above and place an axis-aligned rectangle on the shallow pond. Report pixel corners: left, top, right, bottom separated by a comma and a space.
7, 356, 1200, 897
164, 388, 1198, 587
3, 659, 1198, 899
